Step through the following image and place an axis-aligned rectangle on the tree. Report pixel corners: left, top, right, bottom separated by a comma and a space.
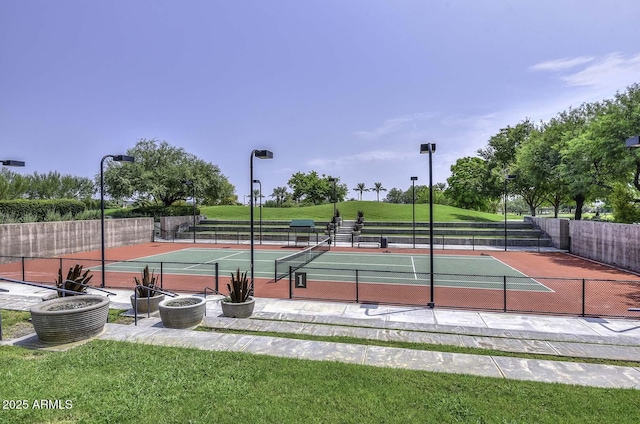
0, 169, 28, 200
384, 188, 404, 203
103, 139, 235, 206
445, 157, 494, 211
287, 171, 347, 205
370, 182, 386, 201
24, 171, 95, 200
269, 186, 290, 207
353, 183, 368, 201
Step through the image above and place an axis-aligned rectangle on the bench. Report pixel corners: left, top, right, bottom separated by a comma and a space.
295, 235, 310, 246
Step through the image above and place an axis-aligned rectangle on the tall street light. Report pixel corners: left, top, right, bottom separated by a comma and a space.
250, 150, 273, 291
252, 179, 262, 245
183, 180, 197, 244
328, 177, 336, 246
420, 143, 436, 308
100, 154, 134, 288
503, 172, 516, 252
411, 176, 418, 248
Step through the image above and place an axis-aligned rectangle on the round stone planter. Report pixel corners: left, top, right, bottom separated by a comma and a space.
158, 296, 206, 329
221, 297, 255, 318
130, 293, 165, 314
30, 295, 110, 344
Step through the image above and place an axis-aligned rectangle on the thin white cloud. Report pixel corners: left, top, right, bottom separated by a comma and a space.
530, 56, 595, 71
354, 112, 434, 140
562, 52, 640, 88
308, 150, 415, 168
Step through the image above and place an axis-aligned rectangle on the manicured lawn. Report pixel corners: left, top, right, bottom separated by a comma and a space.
200, 201, 519, 222
1, 340, 639, 423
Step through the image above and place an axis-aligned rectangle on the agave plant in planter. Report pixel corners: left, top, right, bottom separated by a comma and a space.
55, 263, 93, 297
31, 264, 109, 344
221, 268, 255, 318
131, 265, 164, 314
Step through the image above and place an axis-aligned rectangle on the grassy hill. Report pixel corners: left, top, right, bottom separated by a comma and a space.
199, 201, 516, 222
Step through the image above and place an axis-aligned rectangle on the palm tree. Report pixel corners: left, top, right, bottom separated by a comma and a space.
269, 186, 289, 207
353, 183, 369, 201
370, 182, 387, 202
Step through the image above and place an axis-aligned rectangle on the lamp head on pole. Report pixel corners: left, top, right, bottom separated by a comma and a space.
113, 155, 135, 163
419, 143, 436, 154
1, 160, 25, 167
410, 176, 418, 181
253, 150, 274, 159
252, 179, 260, 184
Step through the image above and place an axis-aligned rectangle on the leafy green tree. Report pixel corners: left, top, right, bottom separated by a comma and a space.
370, 182, 387, 201
445, 157, 494, 211
24, 171, 95, 200
0, 169, 28, 200
287, 171, 347, 205
384, 188, 404, 203
103, 139, 235, 206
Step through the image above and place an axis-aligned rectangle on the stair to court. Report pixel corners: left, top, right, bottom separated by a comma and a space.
334, 219, 354, 244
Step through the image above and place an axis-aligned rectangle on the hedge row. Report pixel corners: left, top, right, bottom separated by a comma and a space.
0, 199, 86, 220
109, 205, 200, 219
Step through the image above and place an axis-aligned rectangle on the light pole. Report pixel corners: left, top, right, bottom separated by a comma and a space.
183, 180, 197, 244
100, 154, 134, 288
250, 150, 273, 291
328, 177, 336, 246
503, 172, 516, 252
420, 143, 436, 308
252, 179, 262, 245
411, 176, 418, 248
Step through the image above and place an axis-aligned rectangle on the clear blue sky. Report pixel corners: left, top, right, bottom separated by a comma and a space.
2, 0, 639, 203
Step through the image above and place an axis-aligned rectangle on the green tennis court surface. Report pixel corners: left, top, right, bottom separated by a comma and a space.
99, 248, 552, 292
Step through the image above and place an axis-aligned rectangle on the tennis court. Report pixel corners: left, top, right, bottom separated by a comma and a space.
95, 247, 551, 293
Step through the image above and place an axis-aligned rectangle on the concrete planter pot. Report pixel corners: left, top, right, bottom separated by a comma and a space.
158, 296, 206, 329
130, 293, 165, 314
221, 297, 255, 318
30, 295, 110, 344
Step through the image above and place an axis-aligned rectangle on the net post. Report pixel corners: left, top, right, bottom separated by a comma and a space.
503, 275, 507, 312
355, 269, 359, 303
215, 262, 219, 292
289, 266, 293, 299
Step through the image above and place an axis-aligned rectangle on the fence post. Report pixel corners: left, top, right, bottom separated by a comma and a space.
289, 266, 293, 299
503, 276, 507, 312
215, 262, 219, 293
21, 256, 25, 281
472, 235, 475, 251
160, 262, 164, 289
582, 278, 586, 317
355, 269, 359, 303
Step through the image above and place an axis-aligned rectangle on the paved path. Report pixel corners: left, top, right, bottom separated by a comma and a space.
2, 283, 640, 389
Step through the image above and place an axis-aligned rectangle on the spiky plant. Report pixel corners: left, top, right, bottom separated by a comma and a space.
226, 268, 252, 303
55, 264, 93, 297
133, 265, 158, 297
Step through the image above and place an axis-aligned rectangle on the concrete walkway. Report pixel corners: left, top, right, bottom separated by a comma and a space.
2, 283, 640, 389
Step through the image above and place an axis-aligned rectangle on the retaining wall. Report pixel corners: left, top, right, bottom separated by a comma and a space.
0, 218, 153, 260
528, 216, 640, 273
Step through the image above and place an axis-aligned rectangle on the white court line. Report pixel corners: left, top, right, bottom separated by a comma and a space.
411, 256, 417, 280
486, 255, 555, 293
184, 250, 246, 270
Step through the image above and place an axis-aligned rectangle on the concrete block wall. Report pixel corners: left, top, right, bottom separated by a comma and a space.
527, 216, 640, 274
526, 217, 570, 249
569, 220, 640, 273
0, 218, 153, 261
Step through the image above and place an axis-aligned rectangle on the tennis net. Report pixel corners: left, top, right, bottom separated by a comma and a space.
274, 237, 331, 281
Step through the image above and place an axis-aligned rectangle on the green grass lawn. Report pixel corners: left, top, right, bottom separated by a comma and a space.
200, 201, 519, 222
1, 340, 638, 423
